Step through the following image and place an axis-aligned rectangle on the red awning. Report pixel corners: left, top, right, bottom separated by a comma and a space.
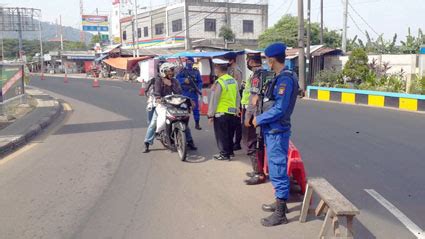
103, 56, 152, 70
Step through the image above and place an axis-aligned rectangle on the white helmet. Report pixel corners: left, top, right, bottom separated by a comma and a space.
159, 62, 176, 78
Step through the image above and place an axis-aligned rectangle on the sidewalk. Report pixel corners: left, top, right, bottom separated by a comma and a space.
0, 88, 62, 157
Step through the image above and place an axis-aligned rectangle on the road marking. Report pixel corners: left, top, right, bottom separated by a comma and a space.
0, 103, 72, 166
365, 189, 425, 239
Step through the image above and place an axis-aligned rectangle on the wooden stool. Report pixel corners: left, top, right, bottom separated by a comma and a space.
300, 177, 360, 239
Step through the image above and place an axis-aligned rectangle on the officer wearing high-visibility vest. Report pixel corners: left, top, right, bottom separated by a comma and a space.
252, 42, 299, 227
208, 58, 240, 161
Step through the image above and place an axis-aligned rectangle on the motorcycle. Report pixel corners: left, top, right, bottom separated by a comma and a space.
156, 95, 192, 161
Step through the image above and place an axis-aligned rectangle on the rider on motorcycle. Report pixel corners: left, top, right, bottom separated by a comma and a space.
143, 62, 197, 153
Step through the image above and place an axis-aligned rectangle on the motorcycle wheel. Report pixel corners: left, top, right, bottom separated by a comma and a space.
175, 129, 187, 161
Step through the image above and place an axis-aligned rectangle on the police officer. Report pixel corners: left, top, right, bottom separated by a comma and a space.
208, 58, 240, 161
224, 52, 243, 151
252, 43, 299, 227
242, 52, 267, 185
176, 57, 203, 130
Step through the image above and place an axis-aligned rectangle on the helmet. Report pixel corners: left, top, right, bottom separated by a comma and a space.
159, 62, 176, 78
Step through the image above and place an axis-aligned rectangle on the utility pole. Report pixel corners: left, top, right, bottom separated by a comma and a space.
1, 33, 4, 62
320, 0, 323, 44
17, 8, 24, 61
96, 8, 101, 44
60, 15, 64, 52
38, 17, 44, 74
80, 0, 85, 43
297, 0, 306, 92
133, 0, 139, 57
60, 15, 66, 76
184, 0, 191, 50
306, 0, 311, 86
342, 0, 348, 52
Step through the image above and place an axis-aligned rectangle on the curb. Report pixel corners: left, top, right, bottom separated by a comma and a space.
307, 86, 425, 113
0, 90, 63, 157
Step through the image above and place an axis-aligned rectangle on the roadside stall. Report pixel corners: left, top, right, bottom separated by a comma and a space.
102, 56, 153, 80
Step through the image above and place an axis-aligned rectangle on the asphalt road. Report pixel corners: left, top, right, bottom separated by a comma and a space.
0, 76, 423, 239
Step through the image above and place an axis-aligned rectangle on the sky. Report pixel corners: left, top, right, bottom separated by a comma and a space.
2, 0, 424, 42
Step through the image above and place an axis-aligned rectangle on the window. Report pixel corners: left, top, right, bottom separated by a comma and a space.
144, 27, 149, 37
172, 19, 182, 32
137, 28, 142, 38
204, 18, 216, 32
123, 30, 127, 41
155, 23, 164, 35
243, 20, 254, 33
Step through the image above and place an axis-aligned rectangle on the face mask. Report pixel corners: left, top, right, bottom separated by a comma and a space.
267, 59, 274, 71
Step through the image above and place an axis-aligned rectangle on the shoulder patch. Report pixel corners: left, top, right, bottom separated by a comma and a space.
252, 77, 260, 88
278, 83, 286, 95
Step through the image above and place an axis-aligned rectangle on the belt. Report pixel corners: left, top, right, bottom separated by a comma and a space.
214, 112, 235, 118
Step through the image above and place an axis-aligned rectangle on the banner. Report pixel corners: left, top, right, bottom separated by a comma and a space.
82, 15, 109, 32
0, 64, 24, 103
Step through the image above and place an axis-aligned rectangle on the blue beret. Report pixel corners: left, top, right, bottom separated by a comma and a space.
186, 57, 194, 62
265, 42, 287, 58
224, 52, 237, 60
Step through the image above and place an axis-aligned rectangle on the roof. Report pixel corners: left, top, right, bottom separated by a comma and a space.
103, 56, 153, 70
120, 48, 183, 57
166, 51, 245, 59
284, 45, 342, 59
101, 44, 122, 54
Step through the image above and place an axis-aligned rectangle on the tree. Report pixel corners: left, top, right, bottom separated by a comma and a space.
90, 35, 101, 46
258, 15, 342, 48
342, 48, 369, 84
400, 28, 425, 54
219, 25, 235, 49
1, 39, 88, 61
348, 31, 399, 54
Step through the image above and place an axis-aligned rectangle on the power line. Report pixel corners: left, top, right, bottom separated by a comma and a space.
348, 12, 367, 38
270, 0, 294, 17
348, 1, 380, 36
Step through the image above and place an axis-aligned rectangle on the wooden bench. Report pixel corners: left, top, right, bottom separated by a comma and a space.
300, 177, 360, 239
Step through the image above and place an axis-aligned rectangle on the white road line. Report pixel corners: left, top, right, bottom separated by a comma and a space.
365, 189, 425, 239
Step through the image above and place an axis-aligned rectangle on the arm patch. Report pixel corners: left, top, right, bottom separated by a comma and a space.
278, 83, 286, 95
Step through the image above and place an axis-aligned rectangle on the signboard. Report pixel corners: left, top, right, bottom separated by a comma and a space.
0, 64, 24, 103
82, 15, 109, 32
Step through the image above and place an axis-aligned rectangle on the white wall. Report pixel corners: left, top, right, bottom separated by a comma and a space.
325, 54, 420, 82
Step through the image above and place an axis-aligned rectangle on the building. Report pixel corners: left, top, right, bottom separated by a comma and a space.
117, 0, 268, 50
110, 0, 133, 44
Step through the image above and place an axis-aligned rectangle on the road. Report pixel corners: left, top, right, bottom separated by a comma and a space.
0, 76, 424, 239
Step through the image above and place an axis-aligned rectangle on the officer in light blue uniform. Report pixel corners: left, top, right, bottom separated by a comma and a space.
176, 57, 203, 130
253, 42, 299, 227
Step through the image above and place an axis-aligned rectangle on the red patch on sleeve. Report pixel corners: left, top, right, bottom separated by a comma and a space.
252, 77, 260, 88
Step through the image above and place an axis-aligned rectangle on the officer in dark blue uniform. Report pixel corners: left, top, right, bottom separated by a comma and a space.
176, 57, 203, 130
253, 42, 299, 227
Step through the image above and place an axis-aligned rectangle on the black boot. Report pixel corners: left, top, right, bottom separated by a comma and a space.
246, 172, 256, 178
233, 143, 242, 151
244, 174, 266, 185
261, 199, 289, 227
262, 201, 289, 213
143, 142, 150, 153
195, 121, 202, 130
187, 140, 197, 150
